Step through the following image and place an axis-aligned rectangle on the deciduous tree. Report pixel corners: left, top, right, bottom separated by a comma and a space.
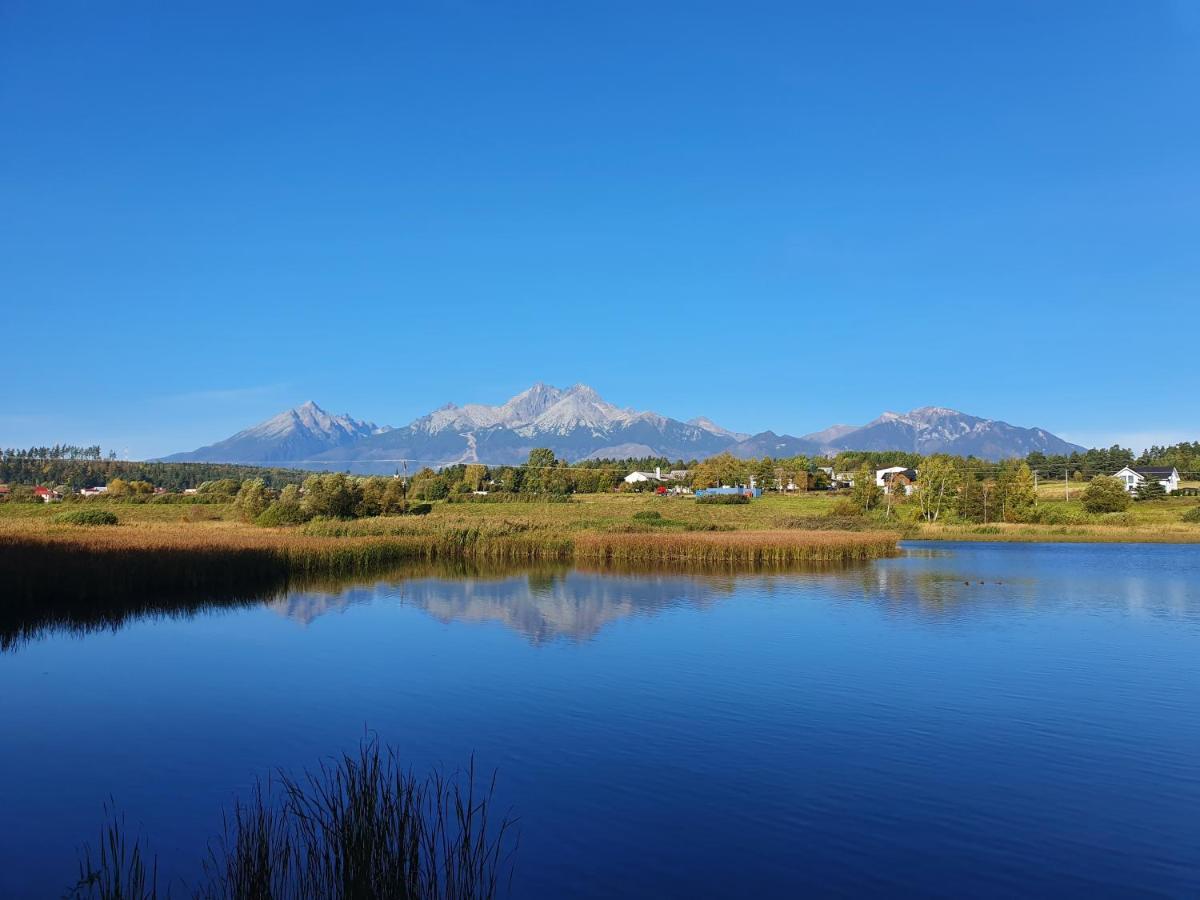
1080, 475, 1132, 513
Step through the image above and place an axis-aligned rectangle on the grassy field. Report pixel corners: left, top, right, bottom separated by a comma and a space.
4, 489, 1200, 545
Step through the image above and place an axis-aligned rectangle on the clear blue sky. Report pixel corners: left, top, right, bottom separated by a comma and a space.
3, 1, 1197, 458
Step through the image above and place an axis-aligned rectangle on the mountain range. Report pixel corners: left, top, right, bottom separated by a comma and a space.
161, 383, 1086, 471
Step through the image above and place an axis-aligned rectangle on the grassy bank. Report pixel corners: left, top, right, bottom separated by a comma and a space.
3, 487, 1196, 624
0, 499, 901, 645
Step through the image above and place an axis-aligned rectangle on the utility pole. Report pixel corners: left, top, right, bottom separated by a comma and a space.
1064, 465, 1069, 501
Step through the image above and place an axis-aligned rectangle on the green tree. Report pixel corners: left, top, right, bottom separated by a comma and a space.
495, 466, 521, 493
914, 456, 959, 522
850, 464, 882, 512
409, 467, 449, 501
234, 478, 272, 522
302, 473, 363, 518
380, 477, 407, 513
1080, 475, 1132, 513
752, 457, 776, 491
1135, 478, 1166, 501
357, 477, 388, 517
521, 449, 568, 494
997, 461, 1037, 523
691, 453, 747, 490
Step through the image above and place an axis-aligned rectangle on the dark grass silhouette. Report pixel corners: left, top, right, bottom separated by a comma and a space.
67, 739, 517, 900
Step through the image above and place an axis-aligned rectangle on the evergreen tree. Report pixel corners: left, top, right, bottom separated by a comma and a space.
1135, 477, 1167, 501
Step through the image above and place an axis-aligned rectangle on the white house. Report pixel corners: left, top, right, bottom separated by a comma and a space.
1112, 466, 1180, 494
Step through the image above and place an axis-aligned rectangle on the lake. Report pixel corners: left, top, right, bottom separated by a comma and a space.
2, 542, 1199, 897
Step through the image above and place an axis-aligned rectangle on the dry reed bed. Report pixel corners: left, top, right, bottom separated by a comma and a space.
0, 524, 896, 650
573, 529, 899, 564
0, 521, 897, 619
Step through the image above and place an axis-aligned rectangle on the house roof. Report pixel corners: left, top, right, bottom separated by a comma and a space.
1117, 466, 1177, 478
883, 468, 918, 482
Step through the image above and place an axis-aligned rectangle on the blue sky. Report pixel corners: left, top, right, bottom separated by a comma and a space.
3, 1, 1197, 458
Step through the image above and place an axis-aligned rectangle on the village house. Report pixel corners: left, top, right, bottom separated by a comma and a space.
79, 485, 109, 498
1111, 466, 1180, 494
33, 486, 62, 503
876, 466, 918, 495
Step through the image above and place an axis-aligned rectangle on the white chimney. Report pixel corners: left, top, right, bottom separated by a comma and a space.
655, 466, 661, 479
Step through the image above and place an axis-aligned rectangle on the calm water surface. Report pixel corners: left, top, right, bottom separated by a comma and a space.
2, 542, 1199, 897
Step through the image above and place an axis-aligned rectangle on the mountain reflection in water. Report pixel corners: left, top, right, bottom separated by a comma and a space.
272, 569, 740, 643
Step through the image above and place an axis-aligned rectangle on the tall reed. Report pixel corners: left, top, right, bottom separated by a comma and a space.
68, 739, 516, 900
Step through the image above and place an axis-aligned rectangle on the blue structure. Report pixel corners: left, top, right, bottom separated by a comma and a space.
694, 486, 762, 498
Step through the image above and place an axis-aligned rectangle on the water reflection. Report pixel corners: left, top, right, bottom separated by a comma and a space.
276, 570, 739, 643
6, 544, 1197, 653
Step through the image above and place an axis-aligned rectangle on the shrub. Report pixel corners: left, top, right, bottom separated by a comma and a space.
54, 509, 119, 526
255, 501, 311, 528
828, 499, 864, 518
1183, 505, 1200, 523
233, 478, 272, 522
1080, 476, 1132, 514
407, 502, 433, 516
632, 510, 663, 521
445, 492, 571, 504
1032, 504, 1089, 525
696, 493, 750, 505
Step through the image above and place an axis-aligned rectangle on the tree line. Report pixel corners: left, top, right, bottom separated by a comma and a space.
0, 453, 308, 493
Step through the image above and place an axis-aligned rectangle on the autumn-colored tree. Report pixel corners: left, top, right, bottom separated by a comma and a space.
463, 464, 488, 492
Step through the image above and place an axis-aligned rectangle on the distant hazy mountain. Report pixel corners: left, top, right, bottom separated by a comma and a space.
163, 389, 1085, 470
161, 401, 385, 465
728, 407, 1084, 460
834, 406, 1083, 457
